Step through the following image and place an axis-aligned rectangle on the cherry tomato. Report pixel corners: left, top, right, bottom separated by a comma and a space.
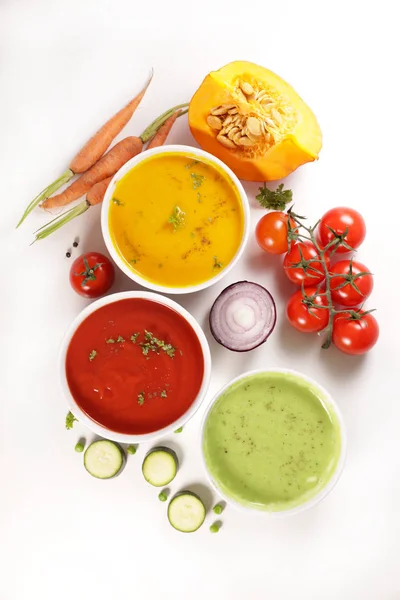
317, 207, 366, 253
332, 311, 379, 355
330, 260, 373, 307
283, 242, 330, 286
255, 212, 296, 255
286, 287, 329, 333
70, 252, 115, 298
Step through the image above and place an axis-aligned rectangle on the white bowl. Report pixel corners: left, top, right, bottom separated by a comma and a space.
59, 291, 212, 444
200, 368, 347, 517
101, 144, 250, 294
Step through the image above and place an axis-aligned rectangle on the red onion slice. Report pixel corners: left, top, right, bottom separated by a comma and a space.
209, 281, 277, 352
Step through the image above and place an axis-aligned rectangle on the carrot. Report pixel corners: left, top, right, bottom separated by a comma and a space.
146, 108, 186, 149
33, 106, 187, 242
17, 72, 153, 227
41, 137, 143, 209
86, 177, 113, 206
41, 105, 188, 210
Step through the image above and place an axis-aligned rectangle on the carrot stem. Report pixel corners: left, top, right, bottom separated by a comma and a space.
32, 200, 89, 242
17, 168, 73, 228
140, 103, 188, 143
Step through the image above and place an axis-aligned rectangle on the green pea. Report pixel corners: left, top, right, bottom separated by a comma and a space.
127, 445, 137, 455
75, 442, 84, 453
210, 523, 221, 533
158, 491, 167, 502
174, 427, 183, 434
213, 503, 224, 515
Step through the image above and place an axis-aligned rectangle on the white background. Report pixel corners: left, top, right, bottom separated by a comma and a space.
1, 1, 399, 599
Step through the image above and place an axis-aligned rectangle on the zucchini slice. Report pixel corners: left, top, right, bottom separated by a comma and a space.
142, 447, 178, 487
84, 440, 123, 479
168, 492, 206, 533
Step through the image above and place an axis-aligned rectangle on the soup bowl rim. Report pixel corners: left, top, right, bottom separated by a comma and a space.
59, 290, 212, 443
100, 144, 250, 294
200, 367, 347, 517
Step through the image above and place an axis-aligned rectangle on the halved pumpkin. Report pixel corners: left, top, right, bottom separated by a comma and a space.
188, 61, 322, 182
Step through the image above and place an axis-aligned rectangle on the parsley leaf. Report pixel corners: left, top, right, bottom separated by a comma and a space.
161, 390, 167, 398
256, 183, 293, 211
213, 256, 223, 270
168, 206, 186, 232
130, 333, 140, 344
137, 392, 145, 406
65, 411, 78, 430
89, 350, 97, 361
116, 335, 125, 343
191, 172, 204, 189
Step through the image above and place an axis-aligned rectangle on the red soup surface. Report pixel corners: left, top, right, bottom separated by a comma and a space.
66, 298, 205, 434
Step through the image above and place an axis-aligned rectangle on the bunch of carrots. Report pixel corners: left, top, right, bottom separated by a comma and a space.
17, 73, 188, 241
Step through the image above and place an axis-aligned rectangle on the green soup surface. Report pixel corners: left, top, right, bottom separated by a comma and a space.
203, 372, 342, 512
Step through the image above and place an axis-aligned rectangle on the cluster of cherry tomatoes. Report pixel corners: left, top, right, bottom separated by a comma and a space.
256, 207, 379, 355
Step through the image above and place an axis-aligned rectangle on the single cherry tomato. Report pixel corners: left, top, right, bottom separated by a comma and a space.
286, 287, 329, 333
70, 252, 115, 298
317, 207, 366, 253
255, 212, 297, 255
332, 311, 379, 355
283, 242, 330, 286
330, 260, 373, 307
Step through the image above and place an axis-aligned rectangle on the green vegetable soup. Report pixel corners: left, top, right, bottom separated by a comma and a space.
202, 372, 342, 512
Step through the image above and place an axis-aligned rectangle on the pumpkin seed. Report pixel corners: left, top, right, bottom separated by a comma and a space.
240, 81, 254, 96
246, 116, 262, 137
227, 126, 240, 140
210, 104, 235, 116
271, 108, 283, 124
217, 134, 236, 149
222, 115, 233, 127
238, 136, 255, 147
207, 115, 223, 130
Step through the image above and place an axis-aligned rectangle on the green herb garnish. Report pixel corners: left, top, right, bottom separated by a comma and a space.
65, 411, 78, 430
112, 197, 124, 206
185, 159, 200, 169
256, 183, 293, 210
160, 390, 168, 398
191, 173, 204, 189
168, 205, 186, 231
130, 333, 140, 344
140, 330, 176, 358
197, 192, 201, 203
213, 256, 223, 270
116, 335, 125, 343
174, 427, 183, 434
106, 338, 115, 344
89, 350, 97, 361
127, 445, 137, 455
137, 392, 145, 406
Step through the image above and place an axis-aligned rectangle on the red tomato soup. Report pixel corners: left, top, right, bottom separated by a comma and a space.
66, 298, 204, 434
